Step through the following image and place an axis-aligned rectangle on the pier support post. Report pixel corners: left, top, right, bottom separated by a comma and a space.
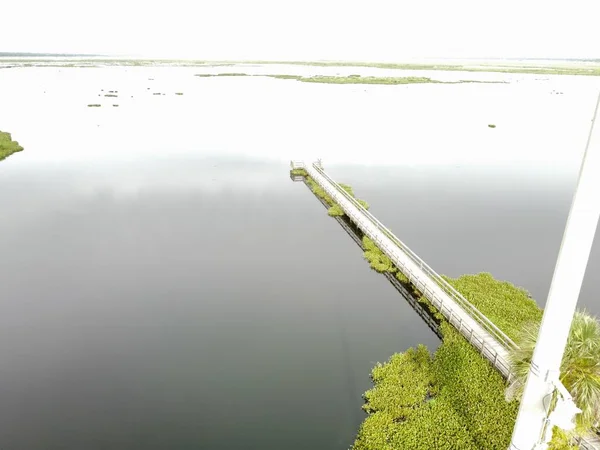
508, 93, 600, 449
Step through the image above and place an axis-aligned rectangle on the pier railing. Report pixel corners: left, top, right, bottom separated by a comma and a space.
310, 163, 519, 365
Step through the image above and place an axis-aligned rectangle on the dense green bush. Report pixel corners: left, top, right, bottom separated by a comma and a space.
339, 183, 354, 196
327, 204, 344, 217
272, 75, 440, 85
304, 176, 369, 216
353, 323, 520, 450
442, 273, 542, 340
353, 269, 579, 449
290, 168, 307, 177
305, 176, 335, 206
363, 236, 396, 273
0, 131, 24, 161
357, 199, 370, 210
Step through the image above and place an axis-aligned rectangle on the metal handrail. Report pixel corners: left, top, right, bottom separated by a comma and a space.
310, 163, 519, 352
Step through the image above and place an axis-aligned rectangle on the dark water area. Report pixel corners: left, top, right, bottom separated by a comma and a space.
0, 157, 440, 450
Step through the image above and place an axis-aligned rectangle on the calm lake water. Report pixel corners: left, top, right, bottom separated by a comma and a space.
0, 64, 599, 449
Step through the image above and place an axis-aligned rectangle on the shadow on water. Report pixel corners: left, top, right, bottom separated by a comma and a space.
293, 176, 442, 340
291, 175, 443, 445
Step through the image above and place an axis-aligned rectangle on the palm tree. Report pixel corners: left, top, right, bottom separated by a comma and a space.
507, 310, 600, 432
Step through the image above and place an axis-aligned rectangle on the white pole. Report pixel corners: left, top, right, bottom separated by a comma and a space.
508, 92, 600, 450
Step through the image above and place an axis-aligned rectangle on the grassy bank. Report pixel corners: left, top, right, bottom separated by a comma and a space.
0, 131, 24, 161
272, 75, 442, 85
351, 273, 558, 450
354, 320, 520, 450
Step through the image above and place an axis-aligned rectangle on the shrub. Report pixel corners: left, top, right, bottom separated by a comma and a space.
353, 324, 520, 450
442, 273, 542, 340
0, 131, 24, 161
339, 183, 354, 196
357, 199, 370, 210
290, 168, 307, 176
362, 236, 396, 273
327, 204, 344, 217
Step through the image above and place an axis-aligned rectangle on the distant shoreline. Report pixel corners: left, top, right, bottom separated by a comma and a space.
1, 56, 599, 76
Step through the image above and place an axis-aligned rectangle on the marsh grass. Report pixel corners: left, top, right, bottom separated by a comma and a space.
0, 131, 24, 161
194, 73, 249, 77
271, 75, 502, 85
290, 168, 307, 176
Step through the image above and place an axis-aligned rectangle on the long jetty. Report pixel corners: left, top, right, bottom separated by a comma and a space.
291, 160, 600, 449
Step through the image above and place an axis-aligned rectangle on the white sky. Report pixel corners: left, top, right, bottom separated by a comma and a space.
2, 0, 599, 60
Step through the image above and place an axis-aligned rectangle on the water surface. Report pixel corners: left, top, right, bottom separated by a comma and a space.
0, 65, 598, 449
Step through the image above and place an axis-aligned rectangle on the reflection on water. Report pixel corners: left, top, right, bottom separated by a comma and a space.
1, 66, 599, 449
0, 157, 441, 450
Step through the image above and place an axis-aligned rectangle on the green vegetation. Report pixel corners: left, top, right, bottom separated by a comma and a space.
273, 75, 441, 85
293, 169, 370, 218
508, 311, 600, 432
354, 322, 519, 450
290, 168, 307, 176
362, 236, 396, 273
489, 124, 497, 128
353, 272, 584, 450
3, 58, 600, 76
193, 72, 503, 85
0, 131, 24, 161
175, 92, 183, 95
339, 183, 354, 196
268, 74, 298, 80
441, 273, 542, 341
327, 204, 344, 217
194, 73, 248, 77
305, 176, 336, 206
251, 60, 600, 77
